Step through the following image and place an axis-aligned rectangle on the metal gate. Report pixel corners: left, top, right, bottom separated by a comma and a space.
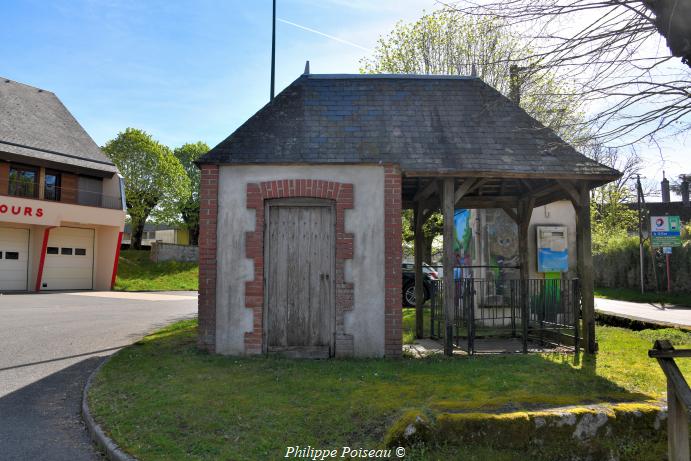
430, 275, 580, 354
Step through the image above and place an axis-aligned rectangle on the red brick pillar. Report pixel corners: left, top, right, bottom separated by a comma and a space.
198, 164, 218, 352
384, 165, 402, 357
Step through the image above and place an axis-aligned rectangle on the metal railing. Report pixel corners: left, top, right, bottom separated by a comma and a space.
1, 179, 123, 210
649, 340, 691, 460
430, 275, 581, 354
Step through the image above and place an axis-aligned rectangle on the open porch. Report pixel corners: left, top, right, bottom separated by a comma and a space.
403, 174, 614, 355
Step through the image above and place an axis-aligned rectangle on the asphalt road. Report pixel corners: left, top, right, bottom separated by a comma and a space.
0, 291, 197, 461
595, 296, 691, 328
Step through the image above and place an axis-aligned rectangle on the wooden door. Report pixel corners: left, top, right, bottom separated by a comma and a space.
265, 199, 335, 358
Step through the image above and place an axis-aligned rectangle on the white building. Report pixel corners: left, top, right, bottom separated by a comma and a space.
0, 77, 126, 291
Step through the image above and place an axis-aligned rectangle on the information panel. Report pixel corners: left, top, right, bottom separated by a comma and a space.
650, 216, 682, 248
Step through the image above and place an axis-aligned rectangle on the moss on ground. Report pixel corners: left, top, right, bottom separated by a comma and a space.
388, 403, 668, 460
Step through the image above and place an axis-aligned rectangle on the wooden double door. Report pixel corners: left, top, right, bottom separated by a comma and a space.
264, 199, 335, 358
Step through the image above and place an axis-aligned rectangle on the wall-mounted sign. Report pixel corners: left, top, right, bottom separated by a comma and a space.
650, 216, 681, 248
537, 226, 568, 272
0, 203, 44, 218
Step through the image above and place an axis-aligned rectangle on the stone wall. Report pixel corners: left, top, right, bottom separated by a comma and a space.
150, 242, 199, 263
594, 239, 691, 292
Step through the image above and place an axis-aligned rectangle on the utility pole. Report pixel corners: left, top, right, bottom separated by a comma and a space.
637, 175, 645, 294
270, 0, 276, 101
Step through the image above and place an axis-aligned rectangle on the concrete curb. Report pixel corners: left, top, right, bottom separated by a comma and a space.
81, 354, 139, 461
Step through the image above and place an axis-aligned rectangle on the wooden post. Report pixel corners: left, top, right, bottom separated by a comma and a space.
650, 341, 691, 460
575, 183, 596, 354
668, 378, 691, 460
414, 201, 425, 339
442, 178, 455, 356
517, 197, 534, 354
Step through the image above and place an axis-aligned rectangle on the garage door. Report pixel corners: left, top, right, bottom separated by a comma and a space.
42, 227, 94, 290
0, 228, 29, 291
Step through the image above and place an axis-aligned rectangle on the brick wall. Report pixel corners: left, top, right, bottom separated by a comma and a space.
245, 179, 355, 356
383, 165, 402, 357
197, 164, 218, 352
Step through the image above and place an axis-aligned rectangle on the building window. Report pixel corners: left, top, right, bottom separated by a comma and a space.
46, 247, 59, 255
61, 248, 73, 255
5, 251, 19, 260
9, 164, 38, 198
75, 248, 86, 256
44, 170, 62, 201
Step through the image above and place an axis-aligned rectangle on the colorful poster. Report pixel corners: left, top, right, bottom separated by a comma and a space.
537, 226, 569, 272
453, 209, 472, 279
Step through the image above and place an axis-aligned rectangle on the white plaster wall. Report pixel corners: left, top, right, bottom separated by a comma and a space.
216, 164, 386, 357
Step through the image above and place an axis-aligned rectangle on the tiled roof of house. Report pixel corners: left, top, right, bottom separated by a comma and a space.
199, 74, 619, 180
0, 77, 118, 175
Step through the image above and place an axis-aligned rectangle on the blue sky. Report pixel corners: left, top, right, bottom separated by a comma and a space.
1, 0, 687, 197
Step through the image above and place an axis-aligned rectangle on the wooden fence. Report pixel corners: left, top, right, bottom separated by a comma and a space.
649, 339, 691, 460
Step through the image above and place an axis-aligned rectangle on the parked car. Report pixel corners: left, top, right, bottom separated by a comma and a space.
401, 262, 437, 307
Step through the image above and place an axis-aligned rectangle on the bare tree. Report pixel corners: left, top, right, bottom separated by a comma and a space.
446, 0, 691, 146
583, 141, 644, 195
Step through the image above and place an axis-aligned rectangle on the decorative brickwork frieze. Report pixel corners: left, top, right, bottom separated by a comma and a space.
197, 165, 219, 352
383, 165, 402, 357
244, 179, 355, 356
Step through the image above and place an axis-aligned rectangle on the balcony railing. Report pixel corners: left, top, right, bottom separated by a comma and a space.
1, 179, 124, 210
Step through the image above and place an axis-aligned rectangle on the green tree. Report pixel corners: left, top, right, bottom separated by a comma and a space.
590, 184, 638, 254
103, 128, 190, 249
402, 210, 442, 264
174, 142, 209, 246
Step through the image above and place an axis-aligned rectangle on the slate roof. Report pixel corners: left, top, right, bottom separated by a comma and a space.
0, 77, 118, 175
200, 74, 619, 180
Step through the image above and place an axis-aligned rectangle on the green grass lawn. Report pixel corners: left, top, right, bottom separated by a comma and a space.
402, 307, 432, 344
114, 250, 198, 291
596, 286, 691, 307
88, 314, 691, 461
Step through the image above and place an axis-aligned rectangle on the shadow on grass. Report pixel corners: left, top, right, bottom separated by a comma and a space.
85, 319, 663, 461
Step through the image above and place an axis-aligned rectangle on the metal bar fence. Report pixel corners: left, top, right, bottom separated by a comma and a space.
429, 274, 580, 354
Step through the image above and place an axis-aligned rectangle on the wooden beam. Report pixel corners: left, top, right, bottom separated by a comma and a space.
442, 178, 455, 356
502, 207, 519, 224
403, 171, 620, 181
535, 191, 570, 208
517, 196, 535, 354
413, 180, 438, 203
403, 198, 437, 211
414, 202, 425, 339
651, 341, 691, 459
575, 182, 596, 354
557, 180, 581, 207
456, 196, 519, 209
526, 182, 562, 199
454, 178, 479, 204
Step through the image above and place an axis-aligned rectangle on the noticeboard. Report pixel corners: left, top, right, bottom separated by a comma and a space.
650, 216, 682, 248
537, 226, 569, 272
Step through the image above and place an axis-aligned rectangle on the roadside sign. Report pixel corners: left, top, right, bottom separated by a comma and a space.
663, 247, 672, 254
650, 216, 682, 248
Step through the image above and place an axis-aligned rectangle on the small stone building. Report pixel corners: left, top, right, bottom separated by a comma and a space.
196, 73, 619, 358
